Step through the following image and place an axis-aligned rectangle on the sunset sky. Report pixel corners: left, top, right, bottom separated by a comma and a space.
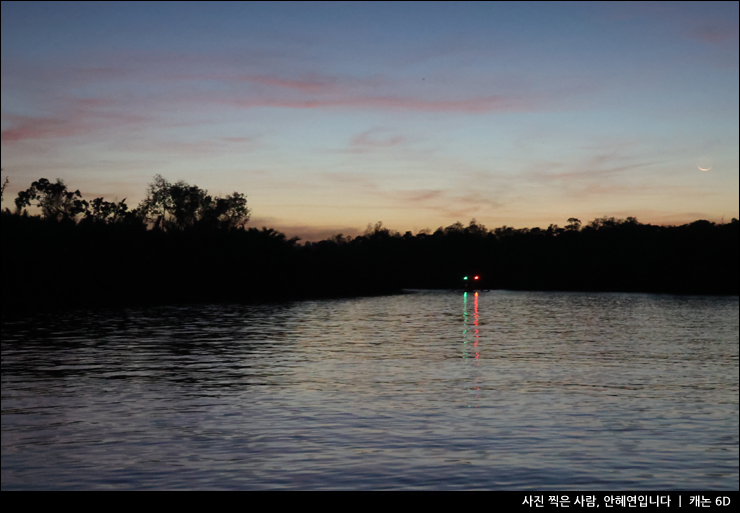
2, 1, 738, 240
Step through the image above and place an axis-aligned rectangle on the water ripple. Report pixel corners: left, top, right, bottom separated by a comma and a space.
2, 291, 738, 489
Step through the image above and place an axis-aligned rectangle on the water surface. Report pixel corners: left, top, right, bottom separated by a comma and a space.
2, 291, 738, 490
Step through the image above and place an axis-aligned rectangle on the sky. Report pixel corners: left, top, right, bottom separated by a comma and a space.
1, 1, 738, 241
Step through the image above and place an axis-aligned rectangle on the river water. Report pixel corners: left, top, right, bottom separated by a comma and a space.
2, 291, 738, 490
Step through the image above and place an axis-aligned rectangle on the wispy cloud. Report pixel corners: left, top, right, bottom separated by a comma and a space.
225, 93, 544, 113
231, 73, 342, 93
1, 98, 147, 143
347, 129, 407, 153
221, 136, 257, 143
689, 20, 740, 45
527, 159, 661, 184
2, 57, 576, 146
403, 189, 445, 203
372, 187, 505, 221
1, 113, 85, 142
115, 135, 264, 157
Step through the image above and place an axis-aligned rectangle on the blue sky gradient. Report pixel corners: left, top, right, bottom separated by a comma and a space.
2, 1, 738, 240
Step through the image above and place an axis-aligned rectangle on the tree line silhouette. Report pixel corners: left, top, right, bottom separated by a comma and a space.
1, 174, 738, 311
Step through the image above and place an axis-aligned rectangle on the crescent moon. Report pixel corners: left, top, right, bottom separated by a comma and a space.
698, 166, 712, 171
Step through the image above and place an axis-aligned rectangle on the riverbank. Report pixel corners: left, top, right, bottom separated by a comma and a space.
2, 212, 737, 313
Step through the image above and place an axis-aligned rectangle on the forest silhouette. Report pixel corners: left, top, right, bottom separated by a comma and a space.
2, 174, 738, 311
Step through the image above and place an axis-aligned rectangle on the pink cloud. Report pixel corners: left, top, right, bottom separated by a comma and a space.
524, 150, 661, 183
4, 49, 579, 136
221, 136, 256, 143
1, 98, 146, 143
226, 94, 538, 113
405, 190, 445, 203
1, 114, 87, 142
689, 20, 740, 45
108, 134, 263, 157
237, 74, 338, 93
367, 188, 504, 220
170, 71, 383, 97
350, 130, 406, 149
572, 182, 696, 197
153, 61, 583, 114
318, 172, 379, 189
3, 87, 547, 150
589, 3, 739, 56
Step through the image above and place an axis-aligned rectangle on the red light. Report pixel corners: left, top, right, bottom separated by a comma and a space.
474, 276, 479, 280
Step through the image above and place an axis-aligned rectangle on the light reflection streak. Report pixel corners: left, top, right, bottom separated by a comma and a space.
462, 291, 482, 407
474, 292, 479, 359
473, 292, 480, 405
462, 292, 468, 360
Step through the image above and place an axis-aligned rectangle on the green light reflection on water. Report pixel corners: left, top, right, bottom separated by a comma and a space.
462, 292, 468, 359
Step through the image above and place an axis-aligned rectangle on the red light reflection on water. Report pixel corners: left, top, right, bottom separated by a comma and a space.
463, 291, 482, 407
473, 292, 480, 406
474, 292, 479, 358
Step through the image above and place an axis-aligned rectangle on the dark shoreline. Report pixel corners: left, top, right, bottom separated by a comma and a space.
2, 212, 738, 314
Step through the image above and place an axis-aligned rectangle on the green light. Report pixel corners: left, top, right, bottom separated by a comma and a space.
464, 276, 468, 280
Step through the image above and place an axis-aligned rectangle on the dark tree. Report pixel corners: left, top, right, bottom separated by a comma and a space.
14, 178, 88, 220
84, 197, 130, 224
0, 172, 8, 207
138, 175, 251, 230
